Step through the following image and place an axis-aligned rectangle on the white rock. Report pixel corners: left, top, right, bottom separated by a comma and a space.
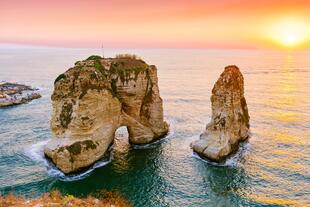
44, 56, 169, 174
191, 65, 250, 162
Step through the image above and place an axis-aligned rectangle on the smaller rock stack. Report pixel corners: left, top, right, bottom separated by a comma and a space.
191, 65, 250, 162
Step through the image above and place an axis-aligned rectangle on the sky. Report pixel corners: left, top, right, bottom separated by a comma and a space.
1, 0, 310, 49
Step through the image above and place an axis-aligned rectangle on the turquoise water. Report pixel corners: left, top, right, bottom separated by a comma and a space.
0, 46, 309, 206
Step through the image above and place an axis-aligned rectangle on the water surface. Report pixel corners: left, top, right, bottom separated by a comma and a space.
0, 46, 309, 206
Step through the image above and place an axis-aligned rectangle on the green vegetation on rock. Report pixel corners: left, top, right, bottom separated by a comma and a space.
86, 55, 102, 61
54, 73, 66, 84
140, 69, 154, 119
110, 79, 118, 97
94, 59, 104, 72
109, 60, 148, 83
66, 140, 97, 156
86, 57, 108, 78
59, 102, 73, 128
66, 142, 82, 155
79, 81, 102, 99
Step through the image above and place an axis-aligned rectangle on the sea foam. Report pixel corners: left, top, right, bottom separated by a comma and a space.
25, 140, 112, 182
192, 141, 250, 167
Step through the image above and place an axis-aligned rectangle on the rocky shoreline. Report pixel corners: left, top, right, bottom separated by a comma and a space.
0, 82, 41, 107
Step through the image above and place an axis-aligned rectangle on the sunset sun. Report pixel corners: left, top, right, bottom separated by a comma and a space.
266, 17, 309, 48
1, 0, 310, 206
279, 26, 303, 47
282, 33, 298, 46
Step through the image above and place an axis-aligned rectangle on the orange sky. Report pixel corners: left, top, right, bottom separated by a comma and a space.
1, 0, 310, 49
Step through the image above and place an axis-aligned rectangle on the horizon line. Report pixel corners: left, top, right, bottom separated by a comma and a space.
1, 43, 309, 52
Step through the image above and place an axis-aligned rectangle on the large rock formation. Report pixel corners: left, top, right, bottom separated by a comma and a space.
191, 65, 250, 162
44, 55, 169, 174
0, 82, 41, 107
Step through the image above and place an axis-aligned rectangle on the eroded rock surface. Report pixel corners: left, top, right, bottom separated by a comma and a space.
191, 65, 250, 162
44, 55, 169, 174
0, 82, 41, 107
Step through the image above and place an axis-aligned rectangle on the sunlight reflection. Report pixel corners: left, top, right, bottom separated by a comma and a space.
270, 111, 300, 122
272, 132, 301, 145
249, 195, 299, 206
269, 54, 301, 122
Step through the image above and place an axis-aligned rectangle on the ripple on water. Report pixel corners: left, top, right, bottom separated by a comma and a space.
1, 48, 310, 206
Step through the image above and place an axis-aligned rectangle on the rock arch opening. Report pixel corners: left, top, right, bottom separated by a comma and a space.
44, 56, 169, 174
115, 126, 129, 140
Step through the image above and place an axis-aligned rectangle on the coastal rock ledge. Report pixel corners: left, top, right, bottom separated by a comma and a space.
191, 65, 250, 162
0, 82, 41, 107
44, 55, 169, 174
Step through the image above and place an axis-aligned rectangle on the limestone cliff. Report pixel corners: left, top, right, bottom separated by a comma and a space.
191, 65, 250, 162
44, 55, 169, 174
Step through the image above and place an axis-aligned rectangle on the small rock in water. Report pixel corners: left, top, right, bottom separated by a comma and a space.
191, 65, 250, 162
0, 82, 41, 107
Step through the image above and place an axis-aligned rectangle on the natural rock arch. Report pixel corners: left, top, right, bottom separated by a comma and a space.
44, 55, 169, 174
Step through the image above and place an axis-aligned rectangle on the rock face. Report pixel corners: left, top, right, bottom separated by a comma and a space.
191, 65, 250, 162
0, 82, 41, 107
44, 55, 169, 174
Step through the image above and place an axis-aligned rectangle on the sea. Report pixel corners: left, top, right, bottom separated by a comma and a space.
0, 45, 309, 206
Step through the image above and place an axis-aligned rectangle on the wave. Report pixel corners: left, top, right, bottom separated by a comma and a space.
192, 141, 250, 167
26, 140, 49, 165
46, 155, 112, 182
25, 140, 112, 182
25, 117, 178, 181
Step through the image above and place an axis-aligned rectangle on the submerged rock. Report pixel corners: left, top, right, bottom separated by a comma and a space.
0, 82, 41, 107
191, 65, 250, 162
44, 55, 169, 174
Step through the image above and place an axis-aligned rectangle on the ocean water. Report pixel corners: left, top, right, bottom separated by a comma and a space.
0, 46, 309, 206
